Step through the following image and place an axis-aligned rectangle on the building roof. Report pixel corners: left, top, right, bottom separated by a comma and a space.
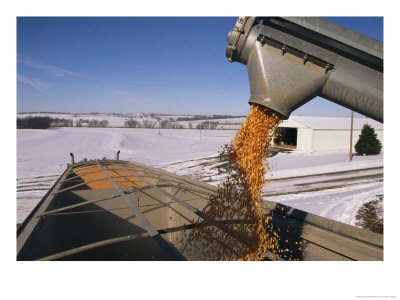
278, 118, 309, 129
286, 116, 383, 130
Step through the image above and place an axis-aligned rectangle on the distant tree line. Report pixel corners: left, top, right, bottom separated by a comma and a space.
177, 115, 245, 121
50, 118, 73, 127
159, 118, 184, 129
124, 118, 218, 130
196, 121, 219, 130
143, 120, 157, 128
124, 119, 140, 128
17, 116, 109, 129
124, 119, 158, 128
76, 119, 109, 127
17, 116, 53, 129
17, 116, 220, 130
75, 119, 90, 127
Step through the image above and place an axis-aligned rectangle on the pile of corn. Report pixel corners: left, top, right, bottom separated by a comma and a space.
188, 104, 285, 260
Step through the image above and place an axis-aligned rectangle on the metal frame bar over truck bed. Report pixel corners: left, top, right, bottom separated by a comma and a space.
17, 158, 383, 261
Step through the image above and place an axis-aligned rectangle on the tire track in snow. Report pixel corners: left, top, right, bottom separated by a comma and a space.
17, 174, 60, 224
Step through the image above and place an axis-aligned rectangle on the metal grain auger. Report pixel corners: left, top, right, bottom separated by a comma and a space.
226, 17, 383, 123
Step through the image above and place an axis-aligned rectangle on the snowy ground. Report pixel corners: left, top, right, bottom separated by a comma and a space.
160, 149, 383, 227
262, 150, 383, 226
17, 127, 383, 228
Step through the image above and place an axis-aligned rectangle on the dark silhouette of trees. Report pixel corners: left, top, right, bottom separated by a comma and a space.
50, 118, 73, 127
88, 119, 109, 127
196, 121, 219, 130
17, 117, 52, 129
125, 119, 140, 128
142, 120, 156, 128
75, 119, 90, 127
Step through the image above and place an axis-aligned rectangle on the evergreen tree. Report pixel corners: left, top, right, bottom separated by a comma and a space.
355, 124, 382, 155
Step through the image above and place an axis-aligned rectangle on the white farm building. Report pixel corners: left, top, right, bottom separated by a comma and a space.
275, 116, 383, 152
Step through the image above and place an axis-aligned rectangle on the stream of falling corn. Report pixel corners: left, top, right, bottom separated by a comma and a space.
187, 104, 286, 260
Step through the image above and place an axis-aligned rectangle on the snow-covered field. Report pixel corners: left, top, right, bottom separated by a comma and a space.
17, 127, 383, 228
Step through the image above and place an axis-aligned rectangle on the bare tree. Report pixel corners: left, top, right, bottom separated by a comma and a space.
125, 119, 139, 128
143, 120, 156, 128
75, 118, 89, 127
167, 117, 175, 128
160, 119, 169, 128
210, 121, 219, 130
99, 120, 109, 127
88, 119, 100, 127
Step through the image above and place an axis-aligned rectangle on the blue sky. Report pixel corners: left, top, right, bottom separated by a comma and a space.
17, 17, 383, 116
